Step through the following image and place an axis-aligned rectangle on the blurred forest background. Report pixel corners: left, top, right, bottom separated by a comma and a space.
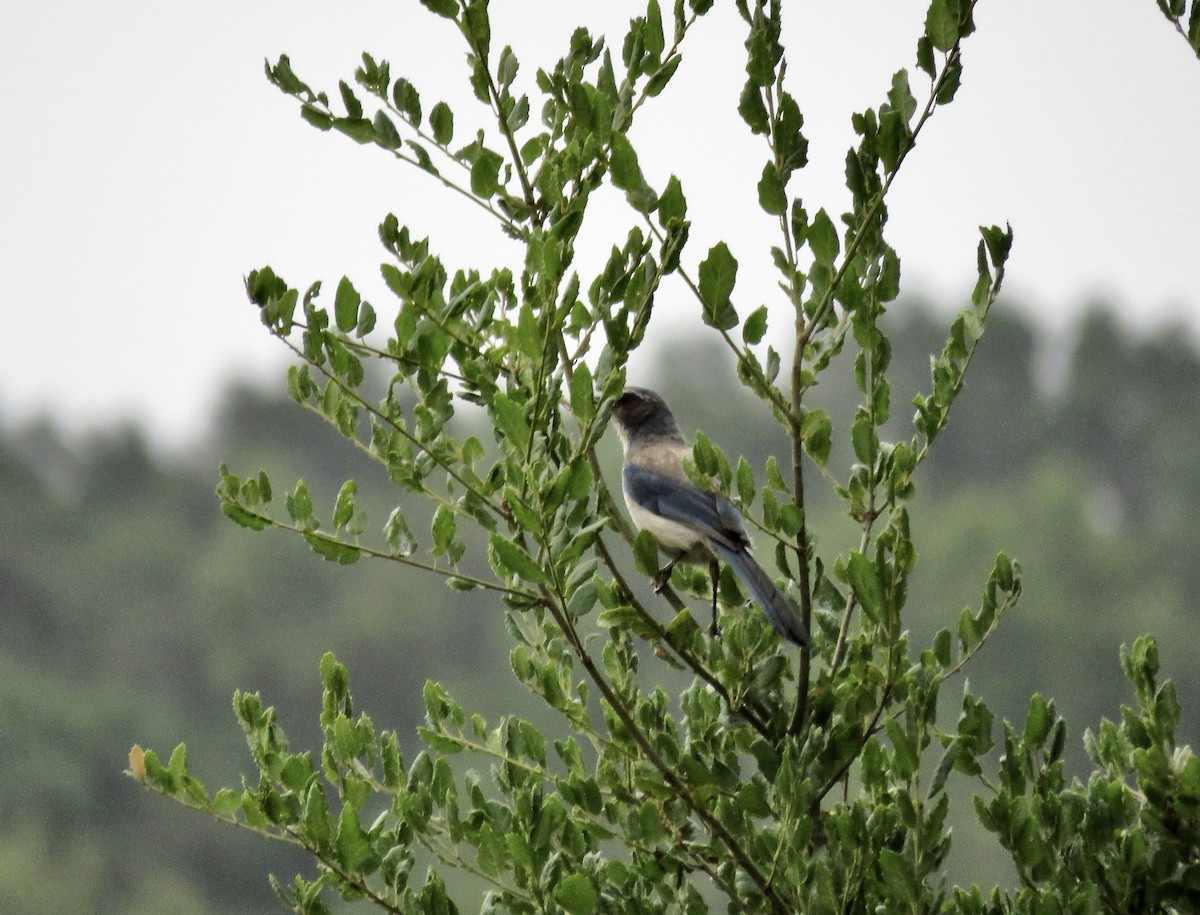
2, 298, 1198, 913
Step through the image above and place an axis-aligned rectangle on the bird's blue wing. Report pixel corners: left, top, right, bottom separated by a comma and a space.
623, 463, 748, 550
624, 463, 807, 645
713, 542, 809, 645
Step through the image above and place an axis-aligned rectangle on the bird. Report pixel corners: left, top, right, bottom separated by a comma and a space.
609, 387, 809, 646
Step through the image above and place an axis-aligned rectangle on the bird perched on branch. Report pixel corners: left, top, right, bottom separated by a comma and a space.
609, 387, 809, 646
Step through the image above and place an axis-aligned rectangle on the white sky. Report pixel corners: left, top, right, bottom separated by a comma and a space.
2, 1, 1198, 451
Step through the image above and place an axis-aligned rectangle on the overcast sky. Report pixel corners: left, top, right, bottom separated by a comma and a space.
2, 1, 1198, 451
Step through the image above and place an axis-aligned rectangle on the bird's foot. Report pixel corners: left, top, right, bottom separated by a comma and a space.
652, 560, 678, 593
709, 559, 721, 639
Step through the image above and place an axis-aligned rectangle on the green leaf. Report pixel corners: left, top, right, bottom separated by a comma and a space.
878, 848, 919, 904
385, 508, 418, 556
609, 133, 642, 190
877, 247, 901, 302
736, 457, 756, 507
777, 503, 803, 538
660, 218, 689, 276
692, 430, 718, 477
936, 55, 963, 104
338, 80, 362, 120
406, 139, 437, 175
464, 0, 491, 57
698, 242, 738, 330
392, 77, 422, 124
431, 504, 457, 557
633, 529, 660, 578
497, 46, 519, 89
279, 755, 313, 792
304, 533, 361, 565
430, 101, 454, 145
851, 408, 877, 463
356, 300, 376, 337
916, 35, 935, 79
885, 718, 919, 777
286, 480, 314, 527
221, 502, 268, 531
801, 408, 832, 467
568, 363, 595, 421
757, 162, 787, 216
765, 455, 787, 491
336, 805, 375, 872
372, 110, 402, 149
356, 51, 389, 98
643, 0, 665, 61
957, 605, 981, 652
461, 436, 485, 467
505, 96, 529, 134
492, 392, 530, 452
658, 174, 687, 225
212, 788, 241, 817
470, 148, 504, 197
931, 743, 959, 795
644, 55, 682, 97
878, 111, 907, 174
334, 277, 360, 333
418, 0, 458, 17
993, 551, 1015, 591
774, 93, 808, 173
1024, 693, 1051, 748
333, 118, 376, 144
555, 873, 598, 915
167, 743, 189, 778
808, 208, 839, 266
472, 821, 506, 875
846, 550, 884, 622
738, 81, 769, 135
333, 480, 357, 530
933, 628, 952, 667
925, 0, 959, 52
609, 133, 656, 211
744, 16, 781, 86
887, 69, 917, 123
980, 223, 1014, 270
300, 104, 332, 131
742, 305, 768, 345
513, 302, 542, 359
267, 54, 308, 95
489, 533, 545, 583
423, 679, 464, 725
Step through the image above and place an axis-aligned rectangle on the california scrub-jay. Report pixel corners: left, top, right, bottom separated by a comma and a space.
610, 387, 809, 646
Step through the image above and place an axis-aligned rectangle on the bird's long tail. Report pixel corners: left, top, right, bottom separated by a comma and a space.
713, 544, 810, 646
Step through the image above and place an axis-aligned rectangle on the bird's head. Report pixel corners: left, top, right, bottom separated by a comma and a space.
610, 387, 682, 447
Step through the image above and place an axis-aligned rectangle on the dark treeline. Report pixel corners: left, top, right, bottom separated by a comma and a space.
1, 301, 1196, 910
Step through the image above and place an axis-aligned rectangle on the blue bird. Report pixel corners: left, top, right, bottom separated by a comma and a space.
610, 387, 809, 646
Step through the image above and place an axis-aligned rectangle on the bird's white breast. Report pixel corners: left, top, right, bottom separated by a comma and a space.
625, 493, 705, 554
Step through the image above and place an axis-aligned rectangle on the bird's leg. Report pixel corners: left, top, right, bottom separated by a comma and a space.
708, 557, 721, 638
653, 554, 681, 593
